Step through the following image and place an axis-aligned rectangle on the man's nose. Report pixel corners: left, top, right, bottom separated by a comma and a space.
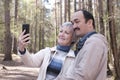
73, 24, 77, 29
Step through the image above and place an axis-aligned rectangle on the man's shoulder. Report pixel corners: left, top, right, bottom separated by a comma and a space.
87, 33, 106, 42
85, 33, 108, 48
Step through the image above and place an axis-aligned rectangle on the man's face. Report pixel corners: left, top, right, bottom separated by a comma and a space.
71, 11, 89, 37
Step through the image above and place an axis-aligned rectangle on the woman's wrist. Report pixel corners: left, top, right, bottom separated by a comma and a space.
19, 48, 26, 55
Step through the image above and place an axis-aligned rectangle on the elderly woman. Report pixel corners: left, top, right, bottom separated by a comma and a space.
18, 22, 76, 80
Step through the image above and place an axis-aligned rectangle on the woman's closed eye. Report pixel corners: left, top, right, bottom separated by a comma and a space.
65, 31, 70, 34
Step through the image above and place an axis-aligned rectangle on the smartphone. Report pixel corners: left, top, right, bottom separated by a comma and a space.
22, 24, 29, 35
22, 24, 30, 42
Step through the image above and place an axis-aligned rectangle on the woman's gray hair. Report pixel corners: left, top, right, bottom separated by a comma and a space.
61, 22, 78, 46
61, 22, 73, 27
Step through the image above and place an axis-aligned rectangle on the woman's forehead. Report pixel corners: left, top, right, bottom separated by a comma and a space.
60, 26, 73, 32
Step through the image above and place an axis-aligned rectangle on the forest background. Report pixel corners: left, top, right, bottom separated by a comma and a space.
0, 0, 120, 80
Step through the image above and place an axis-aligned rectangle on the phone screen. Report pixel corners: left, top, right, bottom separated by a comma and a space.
22, 24, 29, 35
22, 24, 30, 42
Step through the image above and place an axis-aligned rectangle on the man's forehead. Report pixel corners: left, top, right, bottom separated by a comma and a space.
71, 11, 83, 20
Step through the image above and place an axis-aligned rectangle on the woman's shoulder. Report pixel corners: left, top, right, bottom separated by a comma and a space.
40, 46, 57, 54
50, 46, 57, 51
67, 49, 75, 57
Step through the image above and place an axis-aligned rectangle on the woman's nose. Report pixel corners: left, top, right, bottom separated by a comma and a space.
60, 32, 64, 36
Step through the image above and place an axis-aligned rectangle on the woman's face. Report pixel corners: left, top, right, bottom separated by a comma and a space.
57, 26, 74, 46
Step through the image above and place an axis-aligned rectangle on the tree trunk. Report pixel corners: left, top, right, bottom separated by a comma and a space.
39, 24, 41, 50
55, 0, 57, 45
107, 0, 120, 79
12, 36, 17, 54
60, 0, 62, 24
88, 0, 92, 13
74, 0, 77, 12
3, 0, 12, 61
68, 0, 70, 21
29, 24, 33, 52
82, 0, 85, 9
34, 15, 38, 52
78, 0, 81, 9
14, 0, 18, 24
64, 0, 67, 22
41, 26, 44, 49
98, 0, 105, 34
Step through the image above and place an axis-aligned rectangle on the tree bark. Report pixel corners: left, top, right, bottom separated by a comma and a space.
60, 0, 62, 24
74, 0, 77, 12
82, 0, 85, 9
68, 0, 70, 21
88, 0, 92, 13
64, 0, 67, 22
107, 0, 120, 79
98, 0, 105, 34
14, 0, 18, 24
12, 36, 17, 54
41, 25, 44, 49
78, 0, 81, 9
39, 24, 41, 50
3, 0, 12, 61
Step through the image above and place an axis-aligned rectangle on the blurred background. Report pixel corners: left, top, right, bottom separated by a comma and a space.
0, 0, 120, 80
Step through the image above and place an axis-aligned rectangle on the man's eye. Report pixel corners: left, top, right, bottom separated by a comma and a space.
75, 21, 80, 23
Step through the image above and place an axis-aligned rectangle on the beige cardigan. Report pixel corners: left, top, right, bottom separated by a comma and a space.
18, 47, 75, 80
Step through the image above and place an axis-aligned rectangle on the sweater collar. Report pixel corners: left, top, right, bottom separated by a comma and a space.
57, 45, 71, 53
50, 46, 75, 58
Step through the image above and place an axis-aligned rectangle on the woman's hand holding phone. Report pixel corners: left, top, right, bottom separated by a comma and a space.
18, 24, 30, 52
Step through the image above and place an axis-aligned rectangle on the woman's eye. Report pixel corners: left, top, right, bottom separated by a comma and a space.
65, 31, 69, 34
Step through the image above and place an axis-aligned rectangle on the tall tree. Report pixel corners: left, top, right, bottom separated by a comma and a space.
68, 0, 70, 21
82, 0, 85, 9
12, 0, 18, 54
41, 25, 45, 49
60, 0, 62, 24
78, 0, 81, 9
88, 0, 92, 12
39, 24, 42, 50
64, 0, 67, 22
74, 0, 77, 11
3, 0, 12, 61
107, 0, 120, 79
54, 0, 58, 44
33, 0, 38, 52
98, 0, 105, 34
14, 0, 18, 24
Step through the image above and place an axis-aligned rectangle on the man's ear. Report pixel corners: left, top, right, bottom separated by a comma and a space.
87, 19, 93, 26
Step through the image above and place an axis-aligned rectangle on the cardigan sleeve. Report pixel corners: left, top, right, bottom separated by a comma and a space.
18, 47, 51, 67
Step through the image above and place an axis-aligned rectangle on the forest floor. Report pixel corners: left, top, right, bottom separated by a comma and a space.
0, 54, 114, 80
